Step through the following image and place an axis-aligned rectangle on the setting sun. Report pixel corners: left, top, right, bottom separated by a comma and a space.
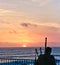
23, 44, 27, 47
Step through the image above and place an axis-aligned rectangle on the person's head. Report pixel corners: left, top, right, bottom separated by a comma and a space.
45, 47, 52, 55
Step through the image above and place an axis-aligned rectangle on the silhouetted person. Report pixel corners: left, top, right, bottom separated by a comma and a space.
37, 47, 56, 65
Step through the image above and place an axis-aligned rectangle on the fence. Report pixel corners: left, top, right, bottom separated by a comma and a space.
0, 58, 60, 65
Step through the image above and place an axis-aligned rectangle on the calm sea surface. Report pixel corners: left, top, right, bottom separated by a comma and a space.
0, 47, 60, 59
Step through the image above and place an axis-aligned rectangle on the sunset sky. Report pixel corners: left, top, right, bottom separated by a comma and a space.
0, 0, 60, 47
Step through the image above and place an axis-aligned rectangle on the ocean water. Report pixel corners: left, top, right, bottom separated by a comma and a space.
0, 47, 60, 60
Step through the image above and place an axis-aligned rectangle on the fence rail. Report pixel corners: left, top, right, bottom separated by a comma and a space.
0, 56, 60, 65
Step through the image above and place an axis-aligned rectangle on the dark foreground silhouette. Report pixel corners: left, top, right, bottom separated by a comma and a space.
36, 47, 56, 65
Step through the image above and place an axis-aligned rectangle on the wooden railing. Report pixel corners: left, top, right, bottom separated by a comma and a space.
0, 55, 60, 65
0, 58, 60, 65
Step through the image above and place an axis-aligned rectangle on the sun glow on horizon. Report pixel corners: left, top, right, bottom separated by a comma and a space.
23, 44, 27, 47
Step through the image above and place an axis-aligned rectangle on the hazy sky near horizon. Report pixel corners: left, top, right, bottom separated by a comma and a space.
0, 0, 60, 47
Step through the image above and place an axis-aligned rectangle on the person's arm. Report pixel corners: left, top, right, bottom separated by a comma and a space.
52, 56, 56, 65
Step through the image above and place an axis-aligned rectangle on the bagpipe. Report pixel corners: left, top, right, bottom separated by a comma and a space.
34, 37, 47, 65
